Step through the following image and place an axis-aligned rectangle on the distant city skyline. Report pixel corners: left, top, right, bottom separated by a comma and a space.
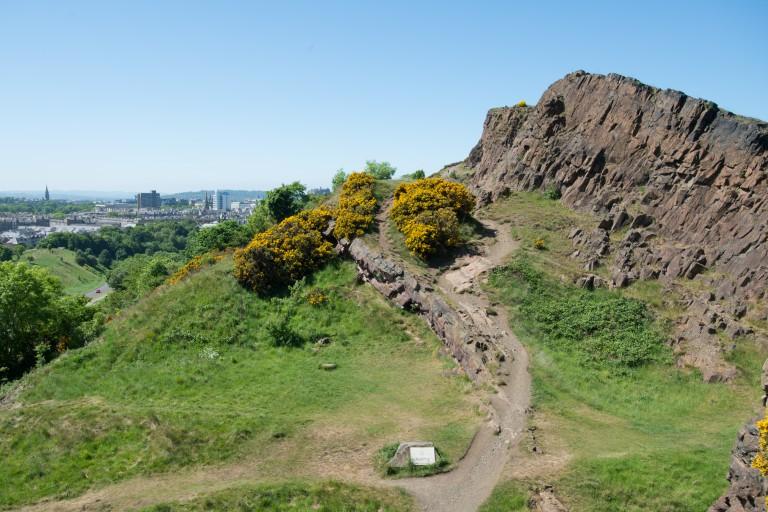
1, 1, 765, 191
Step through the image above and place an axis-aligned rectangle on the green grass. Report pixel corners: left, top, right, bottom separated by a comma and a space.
142, 481, 414, 511
24, 247, 105, 295
482, 191, 603, 280
0, 258, 480, 509
486, 256, 766, 511
478, 480, 529, 512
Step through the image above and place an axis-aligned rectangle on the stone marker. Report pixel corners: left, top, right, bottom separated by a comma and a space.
387, 441, 437, 468
409, 446, 436, 465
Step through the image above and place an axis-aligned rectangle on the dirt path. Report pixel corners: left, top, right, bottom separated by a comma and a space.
376, 216, 531, 511
15, 215, 530, 512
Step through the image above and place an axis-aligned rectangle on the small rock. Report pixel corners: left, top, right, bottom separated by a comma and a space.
319, 363, 338, 371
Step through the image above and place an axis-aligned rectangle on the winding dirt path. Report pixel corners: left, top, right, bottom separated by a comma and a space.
376, 214, 531, 511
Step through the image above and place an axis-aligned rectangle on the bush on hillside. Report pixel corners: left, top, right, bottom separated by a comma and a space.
234, 207, 335, 295
390, 177, 475, 258
333, 172, 377, 240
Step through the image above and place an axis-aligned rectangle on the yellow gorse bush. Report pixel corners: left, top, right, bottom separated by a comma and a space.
752, 415, 768, 476
167, 253, 224, 286
390, 177, 475, 258
334, 172, 377, 240
234, 207, 335, 294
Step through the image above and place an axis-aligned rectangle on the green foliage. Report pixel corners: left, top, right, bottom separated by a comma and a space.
364, 160, 397, 180
516, 100, 527, 107
0, 246, 12, 262
143, 481, 414, 511
0, 260, 477, 507
186, 220, 250, 257
0, 262, 99, 380
490, 258, 667, 368
246, 202, 274, 235
0, 198, 93, 215
264, 300, 305, 348
264, 182, 308, 222
106, 252, 185, 309
38, 220, 195, 266
331, 168, 347, 191
543, 185, 562, 200
406, 169, 426, 180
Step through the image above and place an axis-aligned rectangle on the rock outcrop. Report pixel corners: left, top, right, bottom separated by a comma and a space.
340, 238, 507, 381
464, 71, 767, 381
709, 359, 768, 511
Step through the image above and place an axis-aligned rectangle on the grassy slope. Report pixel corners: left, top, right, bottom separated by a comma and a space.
0, 257, 480, 509
25, 247, 105, 295
143, 481, 413, 511
479, 192, 765, 512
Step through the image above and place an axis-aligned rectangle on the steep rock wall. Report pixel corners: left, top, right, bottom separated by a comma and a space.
464, 71, 768, 381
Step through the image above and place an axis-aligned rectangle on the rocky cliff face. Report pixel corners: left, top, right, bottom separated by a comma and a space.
464, 71, 768, 381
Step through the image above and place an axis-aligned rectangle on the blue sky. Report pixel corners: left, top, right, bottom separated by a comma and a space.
0, 0, 765, 193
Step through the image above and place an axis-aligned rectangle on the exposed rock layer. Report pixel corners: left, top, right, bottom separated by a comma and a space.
341, 238, 507, 381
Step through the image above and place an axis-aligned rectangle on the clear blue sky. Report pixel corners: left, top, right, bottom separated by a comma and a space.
1, 0, 765, 193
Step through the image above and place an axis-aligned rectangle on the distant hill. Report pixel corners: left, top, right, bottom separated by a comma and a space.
164, 190, 266, 202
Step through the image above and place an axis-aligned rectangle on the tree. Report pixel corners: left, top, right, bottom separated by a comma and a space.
0, 262, 97, 380
365, 160, 396, 180
186, 220, 250, 256
264, 182, 308, 222
97, 249, 113, 267
0, 246, 12, 262
246, 203, 274, 236
332, 169, 347, 191
410, 169, 425, 180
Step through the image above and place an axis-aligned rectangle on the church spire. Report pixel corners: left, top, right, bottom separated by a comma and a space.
44, 185, 49, 201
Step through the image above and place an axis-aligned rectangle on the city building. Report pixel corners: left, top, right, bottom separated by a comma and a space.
136, 190, 161, 210
214, 190, 231, 211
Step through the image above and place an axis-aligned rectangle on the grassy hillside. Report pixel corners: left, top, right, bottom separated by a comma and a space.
24, 247, 105, 295
143, 481, 413, 511
479, 192, 765, 511
0, 257, 480, 509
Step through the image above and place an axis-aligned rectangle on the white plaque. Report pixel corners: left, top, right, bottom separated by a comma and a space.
409, 446, 436, 465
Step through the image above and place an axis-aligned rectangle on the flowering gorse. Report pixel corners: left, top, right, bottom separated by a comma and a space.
334, 172, 377, 240
390, 177, 475, 258
234, 207, 335, 295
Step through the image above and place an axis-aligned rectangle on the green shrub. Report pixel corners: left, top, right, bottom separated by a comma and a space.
543, 185, 561, 200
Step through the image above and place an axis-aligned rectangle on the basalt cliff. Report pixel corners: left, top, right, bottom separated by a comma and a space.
464, 70, 767, 382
